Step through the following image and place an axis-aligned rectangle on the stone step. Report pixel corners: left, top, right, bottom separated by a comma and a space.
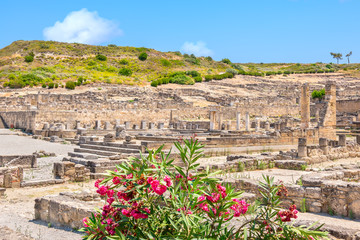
21, 179, 64, 187
79, 144, 140, 154
294, 212, 360, 239
68, 152, 99, 160
74, 148, 119, 157
81, 141, 142, 150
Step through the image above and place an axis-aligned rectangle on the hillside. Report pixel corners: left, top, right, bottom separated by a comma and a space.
0, 40, 358, 89
0, 40, 228, 88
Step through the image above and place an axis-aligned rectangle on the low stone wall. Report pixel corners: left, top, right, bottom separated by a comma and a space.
0, 155, 37, 168
53, 161, 90, 182
228, 169, 360, 219
0, 166, 23, 188
35, 191, 101, 229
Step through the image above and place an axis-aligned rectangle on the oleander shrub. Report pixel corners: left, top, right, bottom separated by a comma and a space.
55, 83, 59, 88
42, 83, 47, 88
204, 75, 213, 81
96, 54, 107, 61
150, 81, 158, 87
119, 68, 132, 76
81, 138, 327, 240
48, 82, 54, 89
170, 73, 194, 85
65, 81, 76, 90
138, 52, 148, 61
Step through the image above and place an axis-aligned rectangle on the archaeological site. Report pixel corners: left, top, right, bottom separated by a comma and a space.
1, 2, 360, 239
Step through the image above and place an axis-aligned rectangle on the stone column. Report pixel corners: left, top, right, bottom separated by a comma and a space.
104, 121, 111, 130
76, 121, 81, 130
264, 122, 270, 131
124, 121, 131, 130
255, 118, 260, 131
338, 134, 346, 147
158, 123, 164, 129
300, 83, 310, 129
141, 120, 147, 130
218, 112, 222, 130
42, 122, 49, 130
319, 138, 328, 155
94, 120, 101, 130
209, 110, 216, 131
236, 112, 241, 131
148, 122, 155, 129
356, 135, 360, 145
298, 138, 307, 158
245, 112, 250, 131
115, 119, 121, 127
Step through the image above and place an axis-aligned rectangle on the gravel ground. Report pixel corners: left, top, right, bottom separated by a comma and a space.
0, 130, 74, 156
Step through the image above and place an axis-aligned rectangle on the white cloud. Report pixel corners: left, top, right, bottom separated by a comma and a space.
43, 8, 122, 45
181, 41, 213, 57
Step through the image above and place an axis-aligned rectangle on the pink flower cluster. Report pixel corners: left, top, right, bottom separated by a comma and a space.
278, 204, 298, 222
147, 176, 171, 195
230, 199, 249, 217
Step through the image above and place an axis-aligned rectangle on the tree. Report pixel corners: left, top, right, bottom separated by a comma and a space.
346, 51, 352, 64
330, 52, 343, 64
138, 52, 148, 61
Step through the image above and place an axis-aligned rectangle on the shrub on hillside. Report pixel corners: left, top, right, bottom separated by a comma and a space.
42, 83, 47, 88
138, 52, 148, 61
119, 59, 129, 65
65, 81, 76, 90
226, 68, 238, 76
55, 83, 59, 88
24, 52, 35, 63
170, 74, 194, 85
108, 44, 117, 47
24, 55, 34, 63
185, 70, 201, 77
96, 54, 107, 61
48, 82, 54, 89
119, 68, 132, 76
205, 56, 213, 61
221, 58, 231, 64
160, 59, 171, 67
205, 75, 213, 81
151, 81, 158, 87
194, 76, 202, 82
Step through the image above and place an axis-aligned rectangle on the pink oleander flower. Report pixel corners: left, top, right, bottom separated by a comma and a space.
107, 189, 114, 198
278, 204, 298, 222
112, 176, 121, 185
126, 173, 133, 179
164, 175, 172, 187
121, 208, 131, 217
94, 178, 103, 188
96, 186, 109, 196
107, 197, 114, 205
216, 184, 227, 198
82, 217, 89, 227
147, 176, 155, 184
206, 193, 220, 203
151, 180, 167, 195
131, 209, 148, 219
231, 199, 249, 217
176, 174, 184, 179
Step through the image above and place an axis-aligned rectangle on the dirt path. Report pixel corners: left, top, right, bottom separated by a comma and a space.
0, 182, 96, 240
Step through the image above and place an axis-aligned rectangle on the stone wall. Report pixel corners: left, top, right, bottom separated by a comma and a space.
53, 161, 90, 182
0, 111, 37, 133
0, 167, 23, 188
0, 155, 37, 168
35, 192, 100, 229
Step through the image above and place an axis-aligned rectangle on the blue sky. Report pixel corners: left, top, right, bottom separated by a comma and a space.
0, 0, 359, 63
